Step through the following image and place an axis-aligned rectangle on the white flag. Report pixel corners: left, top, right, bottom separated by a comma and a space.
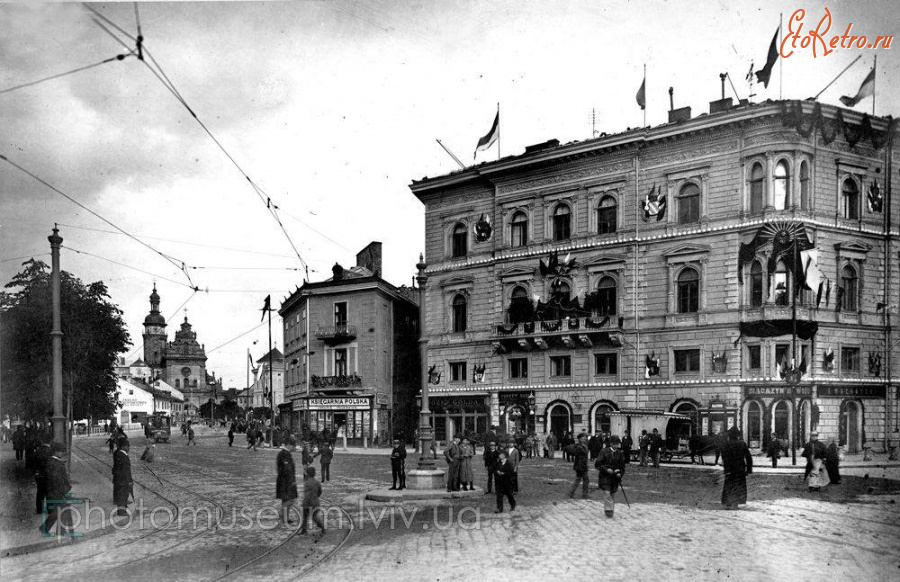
800, 249, 822, 291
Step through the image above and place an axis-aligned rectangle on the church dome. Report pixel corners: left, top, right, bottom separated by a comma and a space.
150, 287, 160, 304
144, 312, 166, 325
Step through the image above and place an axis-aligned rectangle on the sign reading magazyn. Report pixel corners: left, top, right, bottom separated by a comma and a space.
307, 397, 371, 410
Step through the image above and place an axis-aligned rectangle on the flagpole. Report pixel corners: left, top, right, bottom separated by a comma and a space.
497, 102, 501, 160
779, 14, 783, 100
643, 63, 647, 127
872, 54, 877, 115
813, 55, 861, 100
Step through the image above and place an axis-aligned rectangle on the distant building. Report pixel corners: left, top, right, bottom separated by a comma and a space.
279, 242, 421, 445
114, 377, 184, 425
249, 347, 284, 411
139, 285, 224, 416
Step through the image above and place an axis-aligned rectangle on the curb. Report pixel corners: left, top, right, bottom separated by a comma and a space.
365, 487, 485, 502
1, 514, 130, 559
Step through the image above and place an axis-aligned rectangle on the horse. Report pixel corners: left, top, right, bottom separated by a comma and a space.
689, 434, 722, 465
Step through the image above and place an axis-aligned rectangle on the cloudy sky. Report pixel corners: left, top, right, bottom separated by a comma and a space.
2, 0, 898, 388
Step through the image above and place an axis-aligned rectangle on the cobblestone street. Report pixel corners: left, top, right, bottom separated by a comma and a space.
2, 433, 898, 581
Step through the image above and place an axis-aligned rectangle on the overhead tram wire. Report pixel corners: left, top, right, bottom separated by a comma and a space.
0, 155, 197, 290
207, 320, 268, 354
62, 245, 196, 290
82, 5, 309, 276
0, 53, 133, 96
56, 223, 297, 260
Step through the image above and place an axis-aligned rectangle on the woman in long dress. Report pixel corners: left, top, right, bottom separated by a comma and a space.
459, 437, 474, 490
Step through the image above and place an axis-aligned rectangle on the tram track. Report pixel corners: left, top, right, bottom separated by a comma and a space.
74, 440, 356, 581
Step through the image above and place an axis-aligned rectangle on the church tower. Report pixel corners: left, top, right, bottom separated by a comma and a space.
142, 285, 168, 372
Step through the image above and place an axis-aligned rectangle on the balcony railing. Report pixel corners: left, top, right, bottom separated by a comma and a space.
310, 374, 363, 389
491, 316, 624, 353
315, 324, 357, 343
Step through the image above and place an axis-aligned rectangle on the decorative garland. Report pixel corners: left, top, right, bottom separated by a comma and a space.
781, 100, 897, 150
540, 319, 562, 332
497, 323, 518, 335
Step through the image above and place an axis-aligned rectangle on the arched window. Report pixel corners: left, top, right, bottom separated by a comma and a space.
175, 379, 180, 389
678, 183, 700, 223
773, 400, 790, 441
749, 261, 763, 307
747, 401, 763, 446
510, 211, 528, 248
842, 178, 859, 219
677, 268, 699, 313
552, 204, 571, 241
596, 276, 617, 316
451, 294, 467, 332
773, 261, 789, 306
553, 281, 571, 303
674, 402, 698, 439
749, 163, 765, 214
597, 195, 617, 234
774, 160, 789, 210
799, 161, 810, 209
508, 285, 533, 324
841, 265, 858, 311
593, 403, 615, 434
451, 223, 468, 258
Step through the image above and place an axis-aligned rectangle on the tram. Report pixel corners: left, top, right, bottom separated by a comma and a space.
147, 412, 172, 443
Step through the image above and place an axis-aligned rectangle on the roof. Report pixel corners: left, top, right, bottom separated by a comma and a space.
132, 358, 146, 367
256, 348, 284, 363
279, 273, 418, 315
409, 99, 893, 197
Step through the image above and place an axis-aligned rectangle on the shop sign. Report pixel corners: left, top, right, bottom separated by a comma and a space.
292, 399, 305, 411
744, 385, 812, 398
122, 398, 149, 409
499, 392, 531, 406
818, 385, 886, 398
430, 396, 488, 413
308, 397, 370, 410
375, 392, 388, 406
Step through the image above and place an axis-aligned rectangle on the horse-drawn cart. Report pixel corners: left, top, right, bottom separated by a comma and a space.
607, 410, 695, 463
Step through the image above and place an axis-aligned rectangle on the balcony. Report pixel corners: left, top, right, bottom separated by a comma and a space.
310, 374, 363, 389
491, 316, 624, 353
315, 324, 357, 344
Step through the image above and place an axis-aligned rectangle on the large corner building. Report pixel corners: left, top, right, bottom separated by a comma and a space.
410, 98, 897, 455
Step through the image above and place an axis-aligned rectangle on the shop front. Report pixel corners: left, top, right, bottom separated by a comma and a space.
304, 395, 373, 447
429, 395, 489, 443
818, 384, 885, 453
498, 391, 536, 436
742, 384, 812, 453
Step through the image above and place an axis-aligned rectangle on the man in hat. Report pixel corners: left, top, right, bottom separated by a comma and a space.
483, 441, 499, 494
566, 433, 591, 499
801, 431, 829, 491
766, 432, 783, 468
505, 438, 521, 493
649, 428, 663, 468
621, 430, 633, 464
41, 442, 73, 536
276, 435, 298, 524
595, 435, 626, 518
720, 426, 753, 509
112, 439, 133, 517
444, 434, 461, 492
389, 438, 406, 490
32, 434, 52, 515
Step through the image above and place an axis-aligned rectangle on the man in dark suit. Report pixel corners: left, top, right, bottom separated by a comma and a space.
444, 435, 461, 491
483, 441, 499, 494
389, 438, 407, 490
41, 442, 73, 536
112, 440, 133, 517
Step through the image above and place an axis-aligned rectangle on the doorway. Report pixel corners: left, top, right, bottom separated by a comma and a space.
772, 400, 791, 448
843, 400, 862, 453
548, 403, 570, 440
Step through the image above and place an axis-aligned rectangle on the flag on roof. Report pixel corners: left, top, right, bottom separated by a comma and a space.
840, 67, 876, 108
636, 75, 646, 110
755, 26, 780, 88
474, 110, 499, 158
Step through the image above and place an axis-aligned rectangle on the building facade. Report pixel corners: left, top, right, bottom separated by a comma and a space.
410, 98, 898, 454
279, 242, 421, 446
249, 347, 284, 410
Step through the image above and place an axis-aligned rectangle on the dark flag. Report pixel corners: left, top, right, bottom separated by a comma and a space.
260, 294, 271, 322
755, 27, 780, 88
636, 75, 646, 110
835, 286, 844, 312
474, 111, 499, 158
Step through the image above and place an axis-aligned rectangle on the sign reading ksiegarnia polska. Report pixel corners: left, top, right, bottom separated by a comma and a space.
307, 397, 370, 410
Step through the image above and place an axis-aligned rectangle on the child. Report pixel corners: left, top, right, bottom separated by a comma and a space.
300, 466, 326, 535
493, 450, 516, 513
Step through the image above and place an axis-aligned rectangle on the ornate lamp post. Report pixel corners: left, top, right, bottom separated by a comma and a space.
415, 254, 435, 470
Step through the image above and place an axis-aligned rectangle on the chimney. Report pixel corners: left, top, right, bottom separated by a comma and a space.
668, 106, 692, 123
332, 263, 344, 280
709, 98, 733, 114
356, 241, 382, 277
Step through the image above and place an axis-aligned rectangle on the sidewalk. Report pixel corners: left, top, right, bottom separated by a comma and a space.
0, 445, 162, 557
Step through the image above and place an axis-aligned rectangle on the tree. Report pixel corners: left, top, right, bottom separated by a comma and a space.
0, 259, 131, 422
